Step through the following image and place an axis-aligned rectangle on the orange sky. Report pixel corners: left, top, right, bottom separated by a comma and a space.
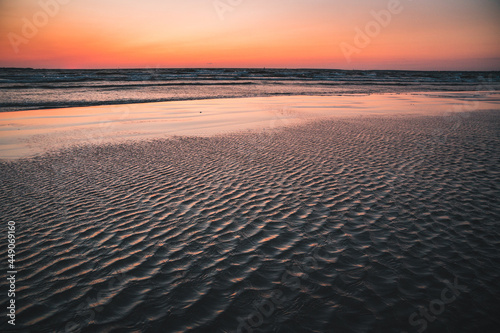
0, 0, 499, 70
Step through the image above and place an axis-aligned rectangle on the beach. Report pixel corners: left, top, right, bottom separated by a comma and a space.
1, 92, 499, 160
0, 91, 499, 332
1, 0, 500, 329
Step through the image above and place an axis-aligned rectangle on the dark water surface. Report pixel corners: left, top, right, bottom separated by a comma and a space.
1, 111, 499, 332
1, 68, 499, 112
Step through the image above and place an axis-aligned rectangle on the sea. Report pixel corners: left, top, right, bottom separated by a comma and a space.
1, 68, 499, 112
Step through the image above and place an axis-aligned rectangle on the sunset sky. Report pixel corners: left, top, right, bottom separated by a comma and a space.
0, 0, 499, 70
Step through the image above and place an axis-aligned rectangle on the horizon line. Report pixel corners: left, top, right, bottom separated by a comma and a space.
2, 66, 500, 73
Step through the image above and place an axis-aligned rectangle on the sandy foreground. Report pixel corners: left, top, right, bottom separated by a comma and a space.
1, 92, 499, 160
0, 92, 499, 332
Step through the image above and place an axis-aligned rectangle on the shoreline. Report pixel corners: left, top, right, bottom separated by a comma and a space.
2, 90, 499, 114
0, 92, 499, 160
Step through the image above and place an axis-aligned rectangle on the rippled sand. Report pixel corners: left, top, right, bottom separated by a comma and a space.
0, 110, 499, 332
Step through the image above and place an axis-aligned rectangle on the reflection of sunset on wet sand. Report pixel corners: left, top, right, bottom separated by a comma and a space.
1, 92, 499, 159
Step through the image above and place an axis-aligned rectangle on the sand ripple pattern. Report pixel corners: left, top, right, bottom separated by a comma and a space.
1, 111, 499, 332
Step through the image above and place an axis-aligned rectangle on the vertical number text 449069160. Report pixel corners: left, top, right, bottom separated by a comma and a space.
7, 221, 17, 326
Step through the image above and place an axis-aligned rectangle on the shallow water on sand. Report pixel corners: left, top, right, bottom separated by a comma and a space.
0, 111, 499, 332
1, 92, 499, 160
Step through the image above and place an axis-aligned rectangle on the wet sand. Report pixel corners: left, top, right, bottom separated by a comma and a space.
1, 92, 499, 160
0, 95, 499, 332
